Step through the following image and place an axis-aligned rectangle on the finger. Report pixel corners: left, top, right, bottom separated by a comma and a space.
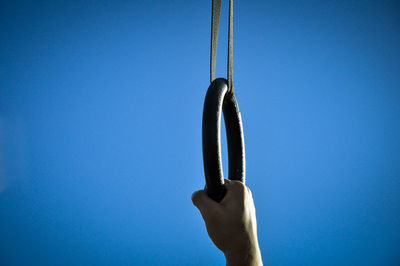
191, 189, 219, 216
221, 179, 247, 205
224, 179, 247, 193
247, 186, 252, 196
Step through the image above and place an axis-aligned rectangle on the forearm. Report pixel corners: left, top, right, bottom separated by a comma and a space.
225, 245, 263, 266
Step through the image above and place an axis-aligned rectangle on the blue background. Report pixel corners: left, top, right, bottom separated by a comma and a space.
1, 0, 399, 265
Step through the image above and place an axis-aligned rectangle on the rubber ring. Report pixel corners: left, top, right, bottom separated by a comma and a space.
202, 78, 246, 202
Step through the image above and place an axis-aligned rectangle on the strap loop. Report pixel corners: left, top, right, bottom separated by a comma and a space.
204, 0, 244, 202
210, 0, 234, 93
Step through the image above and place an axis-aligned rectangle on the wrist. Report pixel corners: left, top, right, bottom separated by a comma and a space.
224, 245, 262, 266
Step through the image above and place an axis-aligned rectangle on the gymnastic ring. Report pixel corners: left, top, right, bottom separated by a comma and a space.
202, 78, 246, 202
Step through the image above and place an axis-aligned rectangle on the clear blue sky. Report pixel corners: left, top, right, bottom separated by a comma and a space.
1, 0, 399, 265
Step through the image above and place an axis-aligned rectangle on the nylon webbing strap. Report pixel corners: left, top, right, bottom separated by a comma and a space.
210, 0, 234, 93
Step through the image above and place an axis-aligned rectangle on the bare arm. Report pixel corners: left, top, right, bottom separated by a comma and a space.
192, 179, 263, 266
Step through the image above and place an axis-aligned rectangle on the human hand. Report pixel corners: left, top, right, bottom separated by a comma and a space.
192, 179, 263, 266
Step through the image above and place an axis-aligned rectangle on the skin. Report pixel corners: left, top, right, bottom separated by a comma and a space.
192, 179, 263, 266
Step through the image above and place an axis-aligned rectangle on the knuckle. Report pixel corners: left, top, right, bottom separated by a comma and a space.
191, 190, 202, 205
231, 180, 246, 192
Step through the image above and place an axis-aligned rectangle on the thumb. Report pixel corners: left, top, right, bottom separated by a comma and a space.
191, 189, 218, 216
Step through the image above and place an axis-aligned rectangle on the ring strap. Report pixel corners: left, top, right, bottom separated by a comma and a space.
210, 0, 234, 93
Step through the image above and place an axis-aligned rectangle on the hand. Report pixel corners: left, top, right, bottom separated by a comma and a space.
192, 179, 263, 266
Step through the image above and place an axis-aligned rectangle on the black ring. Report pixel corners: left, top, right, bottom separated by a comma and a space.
202, 78, 246, 202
